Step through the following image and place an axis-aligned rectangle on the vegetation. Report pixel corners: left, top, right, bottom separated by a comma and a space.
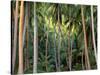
11, 1, 97, 74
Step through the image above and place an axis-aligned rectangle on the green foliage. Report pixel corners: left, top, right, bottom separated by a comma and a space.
11, 1, 97, 73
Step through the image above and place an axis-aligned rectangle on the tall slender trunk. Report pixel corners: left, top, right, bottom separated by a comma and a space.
24, 3, 30, 71
45, 18, 50, 72
54, 23, 58, 71
57, 5, 61, 71
91, 6, 97, 63
82, 51, 84, 70
65, 43, 68, 70
12, 0, 19, 73
70, 38, 72, 71
22, 16, 26, 47
68, 25, 71, 71
33, 2, 38, 73
22, 4, 26, 72
45, 33, 48, 72
81, 5, 91, 70
18, 0, 24, 74
26, 2, 30, 70
45, 32, 48, 71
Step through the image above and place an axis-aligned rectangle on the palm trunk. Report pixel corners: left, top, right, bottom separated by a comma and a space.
54, 23, 58, 71
24, 3, 30, 71
68, 25, 71, 71
33, 2, 38, 73
81, 5, 91, 70
22, 4, 26, 72
26, 3, 30, 70
70, 38, 72, 71
12, 0, 19, 73
82, 51, 84, 70
65, 43, 68, 70
18, 0, 24, 74
45, 18, 50, 72
45, 33, 48, 71
57, 5, 61, 71
91, 6, 97, 63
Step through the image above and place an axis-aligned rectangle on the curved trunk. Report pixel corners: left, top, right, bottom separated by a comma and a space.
91, 6, 97, 63
81, 5, 90, 70
12, 0, 19, 73
18, 0, 24, 74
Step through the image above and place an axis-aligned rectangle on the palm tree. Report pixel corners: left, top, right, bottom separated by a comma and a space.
53, 23, 58, 71
91, 5, 97, 63
33, 2, 38, 73
68, 25, 71, 71
57, 4, 62, 71
81, 5, 90, 70
12, 0, 19, 73
46, 4, 62, 71
45, 16, 50, 71
18, 0, 24, 74
24, 2, 30, 71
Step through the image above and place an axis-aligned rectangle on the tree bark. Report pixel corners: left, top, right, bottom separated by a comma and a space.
82, 51, 84, 70
24, 3, 30, 71
68, 25, 71, 71
18, 0, 24, 74
45, 18, 50, 72
70, 37, 72, 71
57, 5, 61, 71
12, 0, 19, 73
91, 6, 97, 63
81, 5, 91, 70
54, 23, 58, 71
33, 2, 38, 73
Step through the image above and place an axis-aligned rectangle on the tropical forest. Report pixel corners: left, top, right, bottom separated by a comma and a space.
11, 0, 97, 74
